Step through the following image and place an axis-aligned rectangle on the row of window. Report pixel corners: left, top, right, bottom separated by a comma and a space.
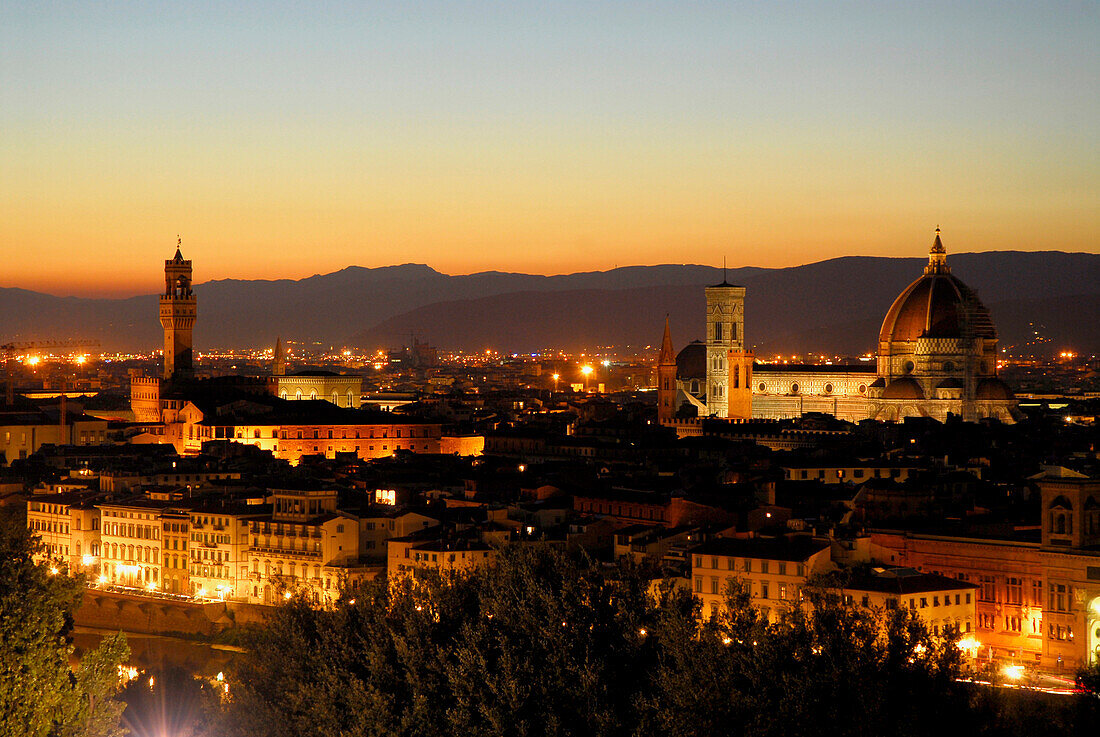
103, 522, 159, 540
693, 556, 806, 577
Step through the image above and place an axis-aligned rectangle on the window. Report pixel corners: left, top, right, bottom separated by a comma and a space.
760, 582, 769, 599
1006, 577, 1022, 605
694, 577, 702, 593
979, 576, 995, 602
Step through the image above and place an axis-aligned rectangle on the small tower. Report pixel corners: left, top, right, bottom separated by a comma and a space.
704, 276, 746, 418
273, 336, 286, 377
925, 226, 950, 275
657, 316, 678, 425
160, 239, 196, 381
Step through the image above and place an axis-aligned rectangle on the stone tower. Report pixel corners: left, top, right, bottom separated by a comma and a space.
160, 240, 196, 381
657, 316, 678, 425
704, 279, 746, 418
273, 336, 286, 377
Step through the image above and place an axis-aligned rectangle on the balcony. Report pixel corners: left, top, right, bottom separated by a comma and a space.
249, 544, 321, 559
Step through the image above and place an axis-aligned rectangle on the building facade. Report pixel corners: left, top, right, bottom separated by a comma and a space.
659, 231, 1018, 427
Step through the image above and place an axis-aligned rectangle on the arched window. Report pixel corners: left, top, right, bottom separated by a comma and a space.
295, 390, 302, 400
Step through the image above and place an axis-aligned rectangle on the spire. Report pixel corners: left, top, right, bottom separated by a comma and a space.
658, 315, 676, 365
173, 235, 184, 261
273, 336, 286, 376
924, 226, 950, 275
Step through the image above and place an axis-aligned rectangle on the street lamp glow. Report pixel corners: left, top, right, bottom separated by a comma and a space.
25, 356, 40, 367
74, 355, 87, 365
581, 365, 593, 376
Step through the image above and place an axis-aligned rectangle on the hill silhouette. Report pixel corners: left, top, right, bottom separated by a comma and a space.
1, 252, 1097, 355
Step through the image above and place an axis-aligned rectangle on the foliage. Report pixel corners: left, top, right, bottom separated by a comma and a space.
0, 507, 129, 737
219, 545, 988, 737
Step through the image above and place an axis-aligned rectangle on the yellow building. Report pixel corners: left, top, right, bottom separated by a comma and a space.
1, 413, 109, 463
26, 492, 102, 571
160, 508, 191, 594
98, 499, 167, 590
840, 568, 978, 637
246, 487, 362, 605
387, 536, 496, 579
690, 536, 834, 621
188, 502, 262, 601
359, 508, 439, 560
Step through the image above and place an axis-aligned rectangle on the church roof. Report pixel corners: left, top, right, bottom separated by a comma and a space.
878, 231, 996, 344
976, 377, 1015, 400
675, 341, 706, 380
882, 377, 925, 400
658, 316, 676, 365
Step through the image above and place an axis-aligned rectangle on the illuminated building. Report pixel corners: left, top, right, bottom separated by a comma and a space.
246, 487, 363, 605
188, 502, 263, 600
871, 468, 1100, 670
98, 499, 167, 590
0, 409, 109, 462
271, 371, 363, 408
161, 242, 196, 381
160, 508, 191, 594
387, 535, 496, 578
660, 230, 1019, 427
26, 492, 101, 571
690, 536, 833, 621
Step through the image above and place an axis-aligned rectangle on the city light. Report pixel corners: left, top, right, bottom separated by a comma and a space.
82, 554, 96, 566
1002, 664, 1024, 681
956, 637, 981, 656
25, 355, 40, 366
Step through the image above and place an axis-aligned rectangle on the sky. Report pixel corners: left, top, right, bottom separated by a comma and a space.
1, 1, 1098, 297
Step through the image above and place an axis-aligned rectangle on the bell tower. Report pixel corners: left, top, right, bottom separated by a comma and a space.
704, 278, 746, 418
657, 316, 678, 425
160, 238, 196, 381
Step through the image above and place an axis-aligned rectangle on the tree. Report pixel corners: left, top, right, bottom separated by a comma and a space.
219, 545, 984, 737
0, 507, 129, 737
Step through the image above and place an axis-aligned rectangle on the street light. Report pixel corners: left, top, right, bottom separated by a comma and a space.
581, 365, 593, 392
551, 373, 560, 392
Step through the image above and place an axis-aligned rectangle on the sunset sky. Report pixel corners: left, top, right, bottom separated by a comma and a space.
2, 1, 1097, 297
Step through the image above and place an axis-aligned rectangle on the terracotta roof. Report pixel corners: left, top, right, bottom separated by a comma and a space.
878, 233, 996, 344
882, 377, 925, 400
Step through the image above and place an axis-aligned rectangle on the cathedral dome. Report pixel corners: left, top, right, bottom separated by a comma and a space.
878, 231, 996, 345
882, 377, 924, 400
976, 378, 1015, 400
676, 341, 706, 380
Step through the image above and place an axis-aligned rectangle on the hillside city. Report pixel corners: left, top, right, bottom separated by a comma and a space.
1, 241, 1097, 717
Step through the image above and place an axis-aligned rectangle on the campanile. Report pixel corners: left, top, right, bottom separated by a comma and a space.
160, 239, 196, 381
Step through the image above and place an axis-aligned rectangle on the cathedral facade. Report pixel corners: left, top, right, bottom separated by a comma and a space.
658, 231, 1019, 426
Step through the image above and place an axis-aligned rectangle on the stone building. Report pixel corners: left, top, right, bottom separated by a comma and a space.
871, 468, 1100, 670
658, 230, 1018, 427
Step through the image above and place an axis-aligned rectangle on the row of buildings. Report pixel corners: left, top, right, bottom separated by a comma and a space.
126, 246, 483, 463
